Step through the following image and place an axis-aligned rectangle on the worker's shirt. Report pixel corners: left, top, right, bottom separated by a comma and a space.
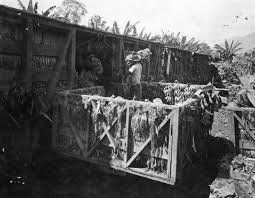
128, 63, 142, 85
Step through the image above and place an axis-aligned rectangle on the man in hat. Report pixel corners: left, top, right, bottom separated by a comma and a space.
127, 54, 143, 100
125, 49, 151, 100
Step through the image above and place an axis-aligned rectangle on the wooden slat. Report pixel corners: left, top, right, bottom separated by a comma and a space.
124, 103, 130, 164
67, 29, 76, 88
125, 110, 175, 168
84, 106, 90, 152
147, 44, 151, 80
233, 112, 255, 142
170, 108, 179, 183
125, 136, 152, 167
135, 41, 139, 51
85, 118, 118, 158
47, 30, 73, 99
23, 18, 33, 89
224, 106, 255, 112
119, 38, 123, 69
167, 116, 173, 178
79, 95, 177, 110
157, 110, 176, 131
32, 44, 63, 56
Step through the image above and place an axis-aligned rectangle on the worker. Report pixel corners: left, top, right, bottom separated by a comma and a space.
125, 49, 151, 100
128, 55, 143, 100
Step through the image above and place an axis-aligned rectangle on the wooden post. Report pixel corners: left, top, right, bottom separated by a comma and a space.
67, 30, 76, 89
119, 38, 123, 69
124, 103, 130, 164
135, 41, 139, 51
170, 108, 179, 183
167, 115, 173, 178
22, 18, 33, 162
147, 44, 151, 81
84, 105, 90, 152
23, 18, 33, 89
47, 30, 73, 100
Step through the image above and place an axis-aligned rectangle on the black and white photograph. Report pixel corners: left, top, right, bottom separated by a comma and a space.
0, 0, 255, 197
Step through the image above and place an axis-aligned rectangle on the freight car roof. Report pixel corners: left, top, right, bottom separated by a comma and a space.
0, 5, 210, 57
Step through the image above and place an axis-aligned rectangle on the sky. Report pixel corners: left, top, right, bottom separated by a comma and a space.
1, 0, 255, 46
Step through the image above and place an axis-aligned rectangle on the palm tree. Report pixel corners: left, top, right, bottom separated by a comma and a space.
214, 40, 242, 61
111, 21, 121, 34
123, 21, 139, 36
137, 28, 152, 40
16, 0, 56, 16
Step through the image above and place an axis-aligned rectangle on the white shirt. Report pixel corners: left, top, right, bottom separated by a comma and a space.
129, 63, 142, 85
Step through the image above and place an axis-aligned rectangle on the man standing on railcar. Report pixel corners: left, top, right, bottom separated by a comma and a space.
125, 49, 151, 100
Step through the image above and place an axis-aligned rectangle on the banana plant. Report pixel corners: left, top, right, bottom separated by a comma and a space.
16, 0, 56, 16
215, 40, 242, 61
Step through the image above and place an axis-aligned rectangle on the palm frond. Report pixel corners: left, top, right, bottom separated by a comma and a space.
224, 40, 229, 52
27, 0, 34, 13
123, 21, 130, 35
146, 33, 151, 40
42, 6, 56, 17
34, 2, 38, 14
17, 0, 26, 10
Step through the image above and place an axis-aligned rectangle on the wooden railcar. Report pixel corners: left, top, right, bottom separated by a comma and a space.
224, 106, 255, 157
52, 86, 204, 185
0, 5, 213, 93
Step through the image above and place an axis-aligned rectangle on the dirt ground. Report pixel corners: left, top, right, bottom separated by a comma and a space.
0, 153, 218, 198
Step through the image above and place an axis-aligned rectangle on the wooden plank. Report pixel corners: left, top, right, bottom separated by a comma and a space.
157, 110, 176, 131
125, 136, 152, 167
233, 112, 255, 142
47, 30, 73, 99
124, 103, 130, 163
147, 44, 151, 80
67, 29, 76, 89
119, 38, 123, 68
32, 44, 63, 56
167, 115, 173, 178
0, 40, 23, 54
135, 41, 139, 51
170, 108, 179, 183
84, 106, 90, 152
85, 118, 118, 158
225, 106, 255, 112
23, 18, 33, 89
79, 95, 177, 110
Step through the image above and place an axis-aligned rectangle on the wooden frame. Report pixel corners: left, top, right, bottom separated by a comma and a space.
53, 88, 199, 185
225, 106, 255, 154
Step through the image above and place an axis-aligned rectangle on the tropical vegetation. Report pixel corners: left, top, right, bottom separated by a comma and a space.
17, 0, 56, 16
214, 40, 242, 61
15, 0, 217, 55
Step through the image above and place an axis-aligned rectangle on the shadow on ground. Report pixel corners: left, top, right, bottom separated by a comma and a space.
0, 134, 235, 198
